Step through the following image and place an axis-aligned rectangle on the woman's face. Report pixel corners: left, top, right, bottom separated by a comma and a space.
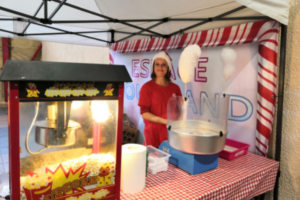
154, 58, 168, 78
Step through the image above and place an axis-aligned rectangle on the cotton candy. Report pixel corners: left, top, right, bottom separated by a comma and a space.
178, 44, 201, 83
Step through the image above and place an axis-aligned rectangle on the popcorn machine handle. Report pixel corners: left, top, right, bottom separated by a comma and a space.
25, 102, 49, 155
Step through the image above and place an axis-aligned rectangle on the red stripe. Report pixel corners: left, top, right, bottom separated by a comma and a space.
177, 33, 189, 49
173, 35, 181, 49
122, 41, 129, 52
193, 32, 200, 45
256, 146, 266, 156
206, 29, 214, 46
236, 23, 248, 44
158, 38, 165, 50
258, 63, 277, 78
114, 42, 119, 52
258, 72, 276, 87
152, 38, 160, 51
258, 29, 279, 41
162, 37, 172, 50
187, 33, 195, 46
257, 82, 275, 105
259, 39, 278, 46
168, 36, 176, 50
197, 30, 207, 46
146, 38, 156, 51
244, 20, 267, 43
194, 32, 202, 45
256, 118, 271, 140
172, 35, 180, 49
257, 110, 272, 125
134, 40, 141, 52
211, 28, 220, 46
109, 54, 113, 64
144, 39, 151, 51
217, 27, 232, 46
259, 45, 277, 66
230, 25, 240, 45
256, 137, 268, 149
257, 100, 274, 117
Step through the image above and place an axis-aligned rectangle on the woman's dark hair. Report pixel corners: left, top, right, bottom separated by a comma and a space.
151, 60, 172, 82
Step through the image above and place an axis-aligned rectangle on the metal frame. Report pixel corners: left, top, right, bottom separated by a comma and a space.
0, 1, 286, 200
273, 24, 287, 200
0, 2, 269, 44
7, 82, 20, 200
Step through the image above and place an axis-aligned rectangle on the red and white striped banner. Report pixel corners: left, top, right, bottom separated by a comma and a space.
109, 20, 279, 156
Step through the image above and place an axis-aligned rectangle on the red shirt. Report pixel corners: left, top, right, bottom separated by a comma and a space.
138, 80, 182, 147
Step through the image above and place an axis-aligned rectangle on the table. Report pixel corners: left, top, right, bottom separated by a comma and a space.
121, 153, 279, 200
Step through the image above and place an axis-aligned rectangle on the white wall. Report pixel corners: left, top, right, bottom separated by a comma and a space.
42, 41, 109, 64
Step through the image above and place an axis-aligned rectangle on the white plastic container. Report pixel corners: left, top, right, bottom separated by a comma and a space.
147, 145, 171, 175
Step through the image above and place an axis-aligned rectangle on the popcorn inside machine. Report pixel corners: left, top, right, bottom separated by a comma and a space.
0, 60, 131, 200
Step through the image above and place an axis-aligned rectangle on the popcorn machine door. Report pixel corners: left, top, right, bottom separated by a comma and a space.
19, 82, 119, 200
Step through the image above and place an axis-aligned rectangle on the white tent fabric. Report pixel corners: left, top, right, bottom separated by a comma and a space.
236, 0, 290, 25
0, 0, 290, 46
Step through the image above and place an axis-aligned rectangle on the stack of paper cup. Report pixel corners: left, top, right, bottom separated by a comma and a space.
121, 144, 146, 194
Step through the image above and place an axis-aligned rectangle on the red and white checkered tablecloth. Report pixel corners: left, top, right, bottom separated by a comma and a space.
121, 153, 279, 200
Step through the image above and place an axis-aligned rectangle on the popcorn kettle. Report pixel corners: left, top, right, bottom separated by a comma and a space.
25, 101, 81, 155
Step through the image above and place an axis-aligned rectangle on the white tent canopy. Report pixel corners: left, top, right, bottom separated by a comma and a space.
0, 0, 290, 47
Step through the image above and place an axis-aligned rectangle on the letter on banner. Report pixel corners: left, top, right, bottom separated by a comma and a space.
132, 59, 140, 78
200, 92, 219, 118
186, 90, 197, 114
141, 59, 149, 78
194, 57, 208, 82
136, 84, 140, 100
125, 83, 135, 100
228, 95, 253, 121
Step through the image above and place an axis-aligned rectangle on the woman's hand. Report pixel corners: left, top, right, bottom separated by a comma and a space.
142, 112, 167, 125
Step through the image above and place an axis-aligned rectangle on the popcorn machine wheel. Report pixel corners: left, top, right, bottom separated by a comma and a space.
0, 60, 132, 200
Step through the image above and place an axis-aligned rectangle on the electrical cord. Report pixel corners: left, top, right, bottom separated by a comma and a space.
25, 102, 49, 155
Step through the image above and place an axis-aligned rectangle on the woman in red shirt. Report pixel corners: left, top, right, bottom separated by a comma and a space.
138, 52, 182, 147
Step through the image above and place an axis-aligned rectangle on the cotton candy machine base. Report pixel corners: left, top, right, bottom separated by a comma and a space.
159, 141, 219, 175
167, 120, 228, 155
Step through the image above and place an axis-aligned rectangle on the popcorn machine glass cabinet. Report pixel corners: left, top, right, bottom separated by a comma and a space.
19, 100, 118, 200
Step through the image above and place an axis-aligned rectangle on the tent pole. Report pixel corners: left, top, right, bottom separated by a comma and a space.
29, 21, 110, 43
22, 1, 44, 34
0, 28, 18, 35
273, 24, 287, 200
115, 21, 166, 42
0, 6, 39, 21
25, 31, 110, 36
49, 0, 67, 19
51, 16, 270, 24
51, 0, 164, 37
169, 6, 246, 36
43, 0, 48, 19
114, 31, 155, 36
111, 30, 115, 43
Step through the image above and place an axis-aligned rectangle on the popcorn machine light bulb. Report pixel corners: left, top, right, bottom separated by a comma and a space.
91, 101, 110, 123
71, 101, 83, 109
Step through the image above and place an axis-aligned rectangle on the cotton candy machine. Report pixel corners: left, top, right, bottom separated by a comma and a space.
159, 94, 230, 175
166, 95, 230, 155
